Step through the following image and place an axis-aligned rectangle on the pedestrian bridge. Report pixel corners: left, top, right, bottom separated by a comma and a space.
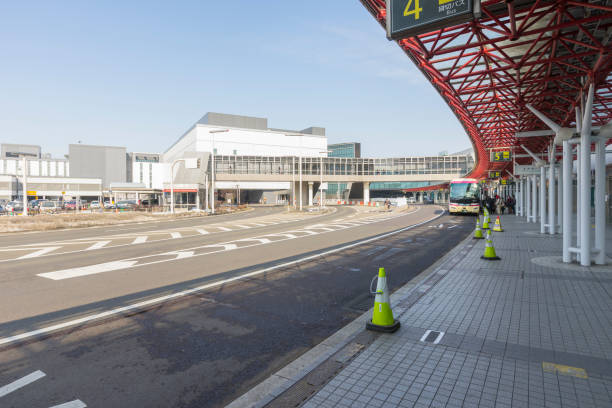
213, 154, 473, 184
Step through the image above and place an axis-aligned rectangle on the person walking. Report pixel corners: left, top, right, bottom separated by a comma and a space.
495, 195, 503, 215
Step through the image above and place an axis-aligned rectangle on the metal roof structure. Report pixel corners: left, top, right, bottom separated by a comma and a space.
360, 0, 612, 178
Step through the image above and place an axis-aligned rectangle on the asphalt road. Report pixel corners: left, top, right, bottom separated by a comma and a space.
0, 205, 472, 408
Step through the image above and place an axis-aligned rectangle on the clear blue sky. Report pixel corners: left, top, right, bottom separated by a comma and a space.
0, 0, 469, 158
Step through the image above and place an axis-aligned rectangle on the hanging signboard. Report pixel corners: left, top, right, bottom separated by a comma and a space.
488, 171, 501, 179
514, 164, 540, 176
490, 150, 511, 162
387, 0, 480, 40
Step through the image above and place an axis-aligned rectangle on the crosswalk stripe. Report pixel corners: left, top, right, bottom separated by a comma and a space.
234, 225, 251, 229
86, 241, 111, 251
132, 236, 147, 244
170, 232, 182, 239
196, 229, 209, 235
18, 247, 61, 260
217, 227, 232, 231
0, 370, 46, 397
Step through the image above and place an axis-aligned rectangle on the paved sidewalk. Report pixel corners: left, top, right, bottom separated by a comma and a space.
301, 215, 612, 408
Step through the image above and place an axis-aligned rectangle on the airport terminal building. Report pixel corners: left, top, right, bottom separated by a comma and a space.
0, 113, 474, 205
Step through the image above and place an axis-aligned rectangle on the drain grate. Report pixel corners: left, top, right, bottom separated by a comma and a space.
420, 330, 445, 344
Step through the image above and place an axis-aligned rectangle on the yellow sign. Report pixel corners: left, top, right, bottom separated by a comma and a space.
404, 0, 422, 20
501, 179, 507, 185
492, 150, 512, 162
27, 191, 37, 196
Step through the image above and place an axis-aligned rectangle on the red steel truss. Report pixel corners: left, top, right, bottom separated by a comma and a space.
360, 0, 612, 178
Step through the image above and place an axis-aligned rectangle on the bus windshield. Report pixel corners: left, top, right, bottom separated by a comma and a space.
450, 182, 479, 204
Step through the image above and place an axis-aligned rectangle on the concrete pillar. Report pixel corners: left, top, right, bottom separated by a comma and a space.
576, 145, 581, 254
579, 86, 593, 266
419, 191, 423, 203
541, 166, 547, 234
595, 139, 606, 265
557, 163, 563, 232
308, 182, 313, 206
531, 175, 537, 223
548, 147, 556, 234
562, 140, 572, 263
364, 182, 370, 204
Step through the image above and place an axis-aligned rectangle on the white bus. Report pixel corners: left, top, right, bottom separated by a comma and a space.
449, 178, 480, 215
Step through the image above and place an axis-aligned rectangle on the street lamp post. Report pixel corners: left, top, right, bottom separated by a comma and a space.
22, 156, 28, 216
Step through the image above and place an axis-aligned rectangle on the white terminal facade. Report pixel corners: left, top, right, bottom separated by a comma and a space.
0, 112, 474, 206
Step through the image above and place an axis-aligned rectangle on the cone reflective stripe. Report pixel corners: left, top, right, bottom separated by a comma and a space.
492, 216, 504, 232
482, 213, 490, 229
474, 217, 484, 239
481, 230, 501, 260
366, 267, 400, 333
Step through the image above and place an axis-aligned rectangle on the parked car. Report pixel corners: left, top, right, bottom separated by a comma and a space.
5, 201, 24, 213
90, 200, 101, 209
40, 201, 62, 213
116, 200, 137, 210
407, 197, 416, 204
28, 199, 44, 210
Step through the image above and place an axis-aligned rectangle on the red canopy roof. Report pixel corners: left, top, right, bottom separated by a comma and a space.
361, 0, 612, 178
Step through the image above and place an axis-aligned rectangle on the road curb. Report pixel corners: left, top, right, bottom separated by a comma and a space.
225, 207, 470, 408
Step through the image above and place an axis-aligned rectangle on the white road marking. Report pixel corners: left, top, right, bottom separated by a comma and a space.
1, 208, 448, 346
249, 223, 266, 227
237, 238, 271, 244
49, 400, 87, 408
266, 233, 297, 239
174, 251, 194, 259
132, 236, 148, 244
170, 232, 182, 239
86, 241, 110, 251
448, 225, 458, 229
206, 243, 238, 251
196, 229, 209, 235
234, 225, 251, 229
38, 261, 139, 280
0, 370, 46, 397
35, 210, 419, 281
17, 247, 61, 259
289, 229, 318, 235
217, 227, 232, 231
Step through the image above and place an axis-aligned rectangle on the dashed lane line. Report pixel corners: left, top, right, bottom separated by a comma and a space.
49, 400, 87, 408
0, 370, 46, 398
170, 232, 182, 239
85, 241, 111, 251
36, 211, 419, 280
17, 247, 61, 260
1, 207, 444, 347
0, 208, 358, 263
132, 236, 148, 244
